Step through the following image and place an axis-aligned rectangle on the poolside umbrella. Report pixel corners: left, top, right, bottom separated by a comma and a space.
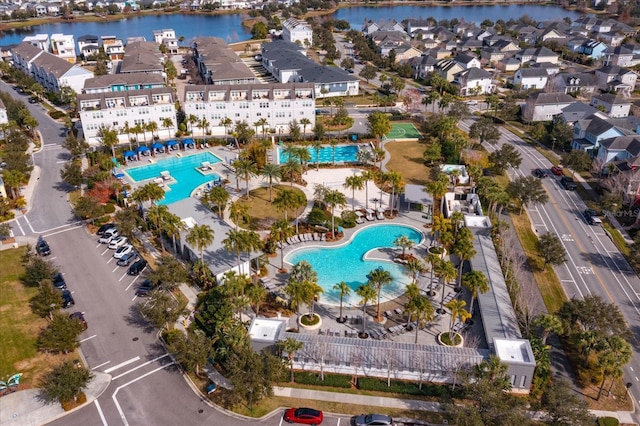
183, 138, 194, 150
136, 145, 149, 153
151, 142, 164, 155
165, 140, 177, 147
124, 150, 136, 158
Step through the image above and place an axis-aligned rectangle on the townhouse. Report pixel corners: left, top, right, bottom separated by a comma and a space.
522, 92, 576, 122
281, 18, 312, 46
77, 35, 100, 59
590, 94, 631, 118
82, 73, 165, 94
513, 68, 549, 90
192, 37, 257, 86
152, 29, 178, 54
119, 41, 164, 75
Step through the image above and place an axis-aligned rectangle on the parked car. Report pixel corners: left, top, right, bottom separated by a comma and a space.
583, 209, 602, 225
36, 239, 51, 256
135, 280, 155, 297
128, 258, 148, 275
346, 68, 354, 73
113, 244, 134, 259
52, 273, 67, 290
560, 176, 577, 190
28, 97, 38, 104
117, 251, 138, 266
61, 290, 75, 308
108, 236, 128, 250
551, 166, 564, 176
99, 228, 118, 244
533, 168, 548, 178
97, 223, 116, 236
69, 312, 87, 330
284, 408, 323, 425
354, 413, 395, 426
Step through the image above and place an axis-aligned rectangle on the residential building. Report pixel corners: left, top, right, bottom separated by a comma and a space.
435, 59, 464, 82
577, 40, 608, 60
0, 99, 8, 126
101, 36, 125, 61
515, 46, 558, 64
455, 67, 494, 96
77, 35, 100, 59
406, 18, 433, 36
282, 18, 312, 46
522, 92, 575, 122
22, 34, 49, 51
193, 37, 257, 86
560, 102, 601, 124
599, 32, 625, 47
183, 83, 315, 136
454, 53, 480, 70
78, 88, 176, 144
361, 19, 404, 36
11, 42, 93, 94
550, 72, 598, 96
393, 44, 422, 62
152, 29, 178, 54
604, 45, 637, 67
595, 65, 637, 97
590, 94, 631, 118
261, 40, 358, 98
571, 115, 630, 152
50, 34, 76, 63
597, 135, 640, 166
513, 68, 549, 90
409, 54, 438, 80
83, 73, 165, 94
120, 41, 164, 75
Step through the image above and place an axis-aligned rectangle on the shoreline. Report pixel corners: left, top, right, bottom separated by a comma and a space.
0, 2, 596, 33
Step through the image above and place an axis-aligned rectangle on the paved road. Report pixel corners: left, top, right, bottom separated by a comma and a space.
0, 80, 78, 237
461, 119, 640, 413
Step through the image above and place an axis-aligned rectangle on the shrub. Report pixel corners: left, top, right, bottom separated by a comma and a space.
598, 417, 619, 426
357, 377, 450, 398
307, 207, 328, 226
300, 314, 320, 326
293, 372, 352, 388
49, 111, 65, 120
103, 203, 116, 214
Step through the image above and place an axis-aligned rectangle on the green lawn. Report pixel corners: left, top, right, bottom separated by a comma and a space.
385, 139, 430, 185
236, 185, 307, 231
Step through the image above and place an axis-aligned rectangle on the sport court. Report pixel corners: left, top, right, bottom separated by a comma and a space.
383, 122, 422, 141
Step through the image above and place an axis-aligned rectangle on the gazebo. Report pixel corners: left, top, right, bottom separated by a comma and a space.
402, 184, 434, 222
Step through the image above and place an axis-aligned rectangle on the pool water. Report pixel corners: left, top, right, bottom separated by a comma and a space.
279, 145, 359, 164
126, 152, 222, 205
285, 224, 423, 306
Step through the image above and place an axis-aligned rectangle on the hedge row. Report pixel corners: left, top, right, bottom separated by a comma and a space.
293, 372, 352, 388
357, 377, 451, 397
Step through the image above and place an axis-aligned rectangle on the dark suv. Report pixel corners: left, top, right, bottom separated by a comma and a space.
61, 290, 75, 308
560, 176, 577, 190
128, 258, 148, 275
583, 209, 602, 225
52, 273, 67, 290
97, 223, 116, 236
135, 280, 155, 297
36, 238, 51, 256
534, 168, 548, 178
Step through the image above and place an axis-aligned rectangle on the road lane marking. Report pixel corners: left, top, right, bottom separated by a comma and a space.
104, 356, 140, 374
42, 224, 85, 237
91, 361, 111, 371
23, 215, 35, 233
95, 400, 109, 426
278, 416, 284, 426
79, 334, 97, 343
112, 353, 171, 381
112, 362, 175, 426
12, 218, 25, 236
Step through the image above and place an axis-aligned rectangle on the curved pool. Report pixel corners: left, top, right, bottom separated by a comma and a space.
284, 224, 423, 307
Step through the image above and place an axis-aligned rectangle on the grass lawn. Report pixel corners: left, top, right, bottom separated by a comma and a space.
236, 185, 306, 231
0, 247, 74, 389
385, 140, 429, 185
602, 222, 632, 257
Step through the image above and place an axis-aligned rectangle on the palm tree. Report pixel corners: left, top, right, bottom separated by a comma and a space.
367, 267, 393, 322
532, 314, 563, 346
186, 224, 215, 268
300, 117, 311, 140
329, 139, 339, 166
311, 140, 323, 171
256, 118, 268, 139
405, 287, 435, 344
280, 158, 302, 187
202, 186, 229, 219
333, 281, 351, 323
146, 121, 158, 140
147, 204, 170, 251
425, 172, 450, 215
162, 210, 186, 254
261, 164, 281, 202
223, 229, 244, 273
295, 147, 311, 173
324, 189, 347, 239
284, 279, 306, 324
187, 114, 198, 135
393, 235, 415, 258
302, 280, 324, 320
198, 117, 210, 138
360, 170, 375, 210
270, 219, 294, 270
461, 270, 489, 317
355, 283, 377, 338
229, 201, 249, 230
273, 188, 296, 221
445, 299, 470, 336
436, 260, 457, 314
343, 174, 364, 211
290, 260, 318, 285
452, 228, 476, 288
162, 117, 174, 138
405, 257, 426, 284
220, 117, 233, 143
383, 171, 404, 213
97, 125, 119, 159
241, 230, 262, 275
233, 158, 258, 199
277, 337, 304, 383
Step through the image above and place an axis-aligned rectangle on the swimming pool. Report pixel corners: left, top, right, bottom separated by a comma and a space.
278, 145, 359, 164
285, 224, 423, 306
126, 151, 222, 205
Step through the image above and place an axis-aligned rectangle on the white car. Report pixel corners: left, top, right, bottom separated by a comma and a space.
98, 228, 118, 244
108, 236, 128, 250
113, 244, 134, 259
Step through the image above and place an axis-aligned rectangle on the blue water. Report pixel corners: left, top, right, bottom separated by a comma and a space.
285, 224, 423, 306
126, 151, 221, 205
0, 5, 579, 47
279, 145, 359, 164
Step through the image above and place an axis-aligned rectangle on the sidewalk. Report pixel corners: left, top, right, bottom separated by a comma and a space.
0, 372, 111, 426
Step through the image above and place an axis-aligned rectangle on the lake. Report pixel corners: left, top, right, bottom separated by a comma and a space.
0, 5, 581, 47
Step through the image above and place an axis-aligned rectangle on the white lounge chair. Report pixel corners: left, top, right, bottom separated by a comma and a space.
160, 170, 171, 181
376, 208, 385, 220
365, 209, 375, 221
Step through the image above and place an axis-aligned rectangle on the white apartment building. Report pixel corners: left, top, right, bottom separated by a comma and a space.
78, 88, 177, 145
183, 83, 316, 136
23, 34, 49, 51
282, 18, 313, 46
0, 99, 8, 126
50, 34, 76, 63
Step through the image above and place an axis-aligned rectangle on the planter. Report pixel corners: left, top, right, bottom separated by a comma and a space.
358, 332, 369, 339
438, 331, 464, 347
298, 313, 322, 331
336, 316, 347, 324
428, 246, 446, 256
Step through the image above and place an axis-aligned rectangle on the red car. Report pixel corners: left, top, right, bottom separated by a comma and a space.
551, 166, 563, 176
284, 407, 324, 425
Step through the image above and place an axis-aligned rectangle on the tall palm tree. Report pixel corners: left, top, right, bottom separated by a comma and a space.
186, 224, 215, 268
436, 260, 457, 314
299, 117, 311, 140
261, 163, 281, 202
367, 266, 393, 322
324, 189, 347, 239
295, 146, 311, 173
202, 186, 229, 219
220, 117, 233, 143
462, 270, 489, 317
146, 121, 158, 140
411, 296, 434, 344
229, 201, 249, 230
187, 114, 198, 135
97, 125, 119, 159
329, 139, 339, 166
273, 188, 296, 221
162, 210, 186, 254
360, 170, 375, 210
270, 219, 294, 270
333, 281, 351, 323
256, 118, 268, 139
302, 280, 324, 320
343, 174, 364, 211
223, 229, 244, 273
277, 337, 304, 383
393, 235, 415, 258
233, 158, 258, 199
425, 172, 450, 216
311, 140, 323, 171
241, 230, 262, 275
284, 279, 306, 323
405, 257, 426, 284
452, 228, 476, 288
147, 204, 170, 251
445, 299, 470, 336
425, 252, 440, 296
355, 283, 377, 337
280, 158, 302, 187
162, 117, 174, 138
383, 171, 404, 213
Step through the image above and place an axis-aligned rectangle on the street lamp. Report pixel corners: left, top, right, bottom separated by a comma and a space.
551, 137, 557, 152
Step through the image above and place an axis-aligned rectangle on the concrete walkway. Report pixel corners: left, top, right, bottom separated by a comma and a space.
0, 372, 111, 426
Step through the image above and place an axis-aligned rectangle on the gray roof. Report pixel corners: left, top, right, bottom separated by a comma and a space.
193, 37, 255, 82
83, 73, 165, 90
517, 68, 549, 78
560, 102, 599, 122
78, 34, 98, 42
262, 40, 357, 85
11, 41, 45, 62
184, 82, 315, 103
458, 67, 491, 80
120, 41, 163, 73
529, 92, 575, 105
597, 65, 634, 76
600, 136, 640, 157
77, 87, 174, 108
403, 184, 433, 206
592, 93, 629, 105
31, 49, 74, 78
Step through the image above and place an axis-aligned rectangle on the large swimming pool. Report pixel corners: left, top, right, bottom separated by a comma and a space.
285, 224, 423, 306
126, 151, 222, 205
278, 144, 359, 164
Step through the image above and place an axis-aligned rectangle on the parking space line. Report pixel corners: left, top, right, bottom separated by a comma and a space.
104, 356, 140, 374
119, 272, 129, 282
96, 243, 103, 248
112, 353, 171, 381
91, 361, 111, 371
112, 265, 120, 273
80, 334, 97, 343
95, 400, 109, 426
278, 416, 283, 426
125, 276, 141, 291
107, 257, 115, 264
101, 248, 110, 255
